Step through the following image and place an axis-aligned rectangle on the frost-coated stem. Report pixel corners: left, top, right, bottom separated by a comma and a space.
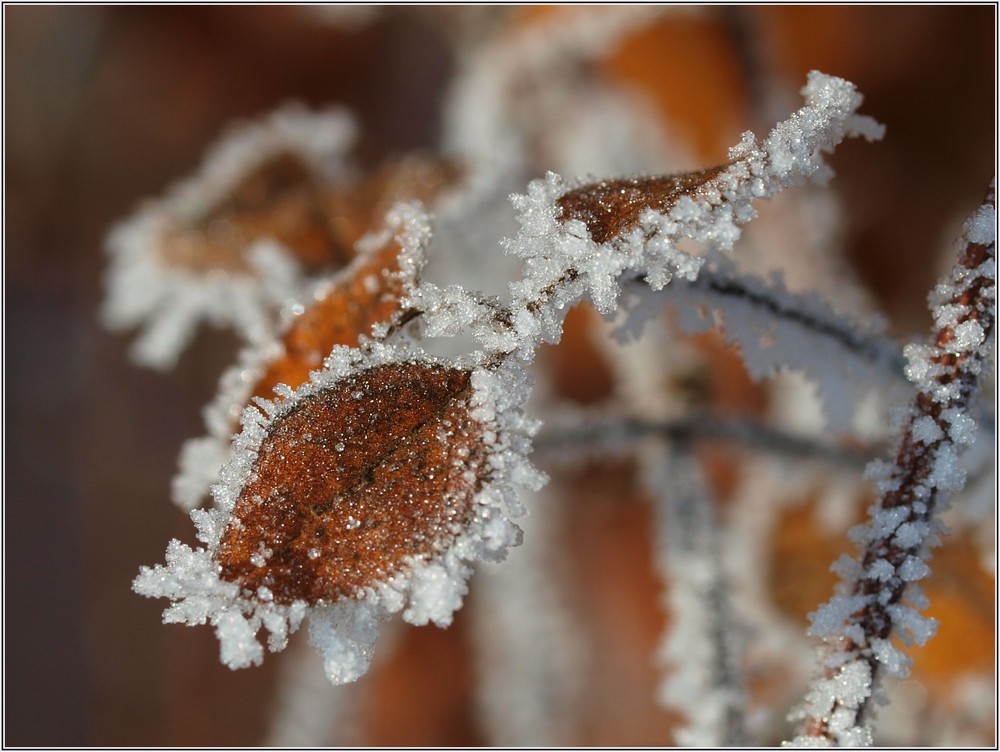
789, 185, 996, 746
664, 269, 905, 378
470, 487, 586, 745
649, 445, 748, 747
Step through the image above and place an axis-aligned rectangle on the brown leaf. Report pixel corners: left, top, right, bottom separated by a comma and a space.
250, 237, 414, 402
556, 166, 729, 244
159, 153, 459, 283
161, 152, 355, 273
215, 362, 489, 605
248, 156, 459, 401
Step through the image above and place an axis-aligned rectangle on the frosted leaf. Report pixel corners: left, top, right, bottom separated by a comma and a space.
249, 202, 430, 403
136, 343, 539, 684
102, 105, 357, 369
216, 355, 503, 604
496, 72, 882, 362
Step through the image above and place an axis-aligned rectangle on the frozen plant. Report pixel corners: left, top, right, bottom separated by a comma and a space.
106, 9, 995, 746
789, 186, 996, 746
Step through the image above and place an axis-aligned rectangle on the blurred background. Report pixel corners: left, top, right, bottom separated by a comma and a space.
4, 5, 995, 745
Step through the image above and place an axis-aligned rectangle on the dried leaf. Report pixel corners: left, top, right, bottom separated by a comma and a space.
161, 152, 355, 273
158, 153, 458, 285
216, 362, 489, 605
250, 238, 413, 402
556, 166, 729, 244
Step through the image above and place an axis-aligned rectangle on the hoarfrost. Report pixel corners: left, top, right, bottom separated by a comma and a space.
789, 186, 994, 744
308, 601, 384, 685
649, 447, 747, 746
617, 251, 905, 432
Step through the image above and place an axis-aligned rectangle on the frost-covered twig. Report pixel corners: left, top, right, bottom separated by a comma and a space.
430, 72, 884, 361
657, 260, 903, 375
470, 486, 586, 745
648, 445, 747, 746
789, 185, 996, 746
615, 253, 907, 432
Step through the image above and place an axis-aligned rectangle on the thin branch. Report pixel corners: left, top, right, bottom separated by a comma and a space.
534, 410, 877, 469
790, 184, 996, 746
686, 271, 905, 376
618, 261, 907, 382
649, 444, 748, 746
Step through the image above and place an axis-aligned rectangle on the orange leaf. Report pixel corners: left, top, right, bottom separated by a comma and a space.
161, 152, 354, 273
251, 237, 415, 402
216, 362, 489, 604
